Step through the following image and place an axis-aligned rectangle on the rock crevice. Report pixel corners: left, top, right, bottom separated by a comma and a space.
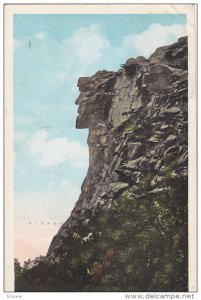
47, 37, 188, 259
42, 37, 188, 292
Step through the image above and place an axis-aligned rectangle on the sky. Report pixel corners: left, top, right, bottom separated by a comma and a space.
13, 13, 187, 264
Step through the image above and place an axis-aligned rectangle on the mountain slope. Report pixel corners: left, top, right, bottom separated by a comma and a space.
15, 36, 188, 292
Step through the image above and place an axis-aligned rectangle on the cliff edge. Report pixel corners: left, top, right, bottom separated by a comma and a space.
15, 37, 188, 292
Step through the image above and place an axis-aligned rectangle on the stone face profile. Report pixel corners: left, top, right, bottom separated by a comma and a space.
49, 35, 188, 250
15, 37, 189, 292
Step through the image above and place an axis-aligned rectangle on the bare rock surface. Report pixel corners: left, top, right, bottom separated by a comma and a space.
47, 37, 188, 261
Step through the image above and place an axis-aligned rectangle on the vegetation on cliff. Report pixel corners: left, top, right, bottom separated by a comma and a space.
15, 176, 187, 292
15, 36, 188, 292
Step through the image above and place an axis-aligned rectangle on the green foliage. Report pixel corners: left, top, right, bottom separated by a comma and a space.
15, 177, 188, 292
125, 124, 138, 132
163, 159, 178, 176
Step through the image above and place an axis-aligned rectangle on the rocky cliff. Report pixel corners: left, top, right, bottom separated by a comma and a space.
15, 37, 188, 292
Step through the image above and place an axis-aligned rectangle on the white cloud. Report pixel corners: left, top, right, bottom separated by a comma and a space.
14, 24, 110, 108
13, 39, 21, 51
123, 23, 186, 57
47, 178, 71, 191
27, 129, 47, 155
59, 178, 71, 190
26, 129, 89, 168
14, 131, 29, 144
14, 179, 81, 222
55, 71, 69, 82
15, 115, 34, 125
35, 31, 47, 40
62, 24, 110, 66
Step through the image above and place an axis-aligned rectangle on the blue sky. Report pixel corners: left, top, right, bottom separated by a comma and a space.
13, 13, 186, 262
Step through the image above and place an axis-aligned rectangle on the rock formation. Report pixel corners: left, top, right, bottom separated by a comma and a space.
15, 37, 188, 292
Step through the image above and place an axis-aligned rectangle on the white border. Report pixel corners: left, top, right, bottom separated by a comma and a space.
3, 2, 198, 296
